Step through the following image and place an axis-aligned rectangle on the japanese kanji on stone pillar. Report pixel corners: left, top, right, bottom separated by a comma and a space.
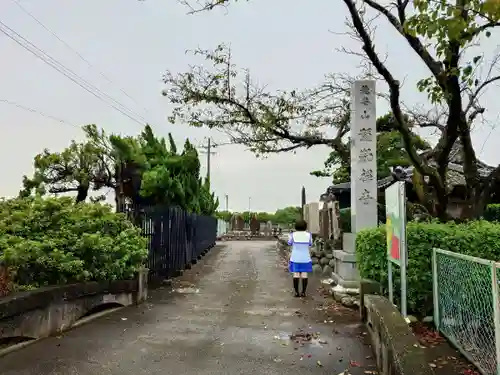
331, 80, 378, 288
350, 80, 378, 232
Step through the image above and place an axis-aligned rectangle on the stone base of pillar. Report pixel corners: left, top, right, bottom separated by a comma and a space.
331, 233, 360, 289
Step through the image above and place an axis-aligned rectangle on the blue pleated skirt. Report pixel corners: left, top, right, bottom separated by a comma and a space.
289, 261, 313, 273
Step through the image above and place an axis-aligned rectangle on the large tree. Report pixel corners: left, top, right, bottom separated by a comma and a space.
21, 124, 219, 215
19, 140, 98, 203
164, 0, 500, 220
339, 0, 500, 219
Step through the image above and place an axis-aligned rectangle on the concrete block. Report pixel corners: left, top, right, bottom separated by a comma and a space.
343, 232, 356, 253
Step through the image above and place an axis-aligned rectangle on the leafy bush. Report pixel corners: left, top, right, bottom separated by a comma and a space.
0, 196, 148, 288
484, 204, 500, 222
356, 220, 500, 316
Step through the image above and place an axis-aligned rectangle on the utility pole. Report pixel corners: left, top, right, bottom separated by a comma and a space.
225, 194, 229, 211
199, 137, 217, 180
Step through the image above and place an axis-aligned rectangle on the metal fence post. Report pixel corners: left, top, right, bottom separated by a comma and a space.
432, 248, 440, 330
491, 262, 500, 375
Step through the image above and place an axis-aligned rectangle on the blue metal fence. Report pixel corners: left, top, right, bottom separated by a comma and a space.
123, 204, 217, 280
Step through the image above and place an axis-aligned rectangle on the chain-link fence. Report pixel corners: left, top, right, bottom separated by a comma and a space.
433, 248, 500, 375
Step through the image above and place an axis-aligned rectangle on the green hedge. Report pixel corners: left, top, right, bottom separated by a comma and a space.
0, 196, 148, 290
356, 220, 500, 316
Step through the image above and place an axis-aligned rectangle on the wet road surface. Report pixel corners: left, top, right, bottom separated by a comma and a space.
0, 241, 376, 375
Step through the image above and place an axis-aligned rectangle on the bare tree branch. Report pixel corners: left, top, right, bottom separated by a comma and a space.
343, 0, 443, 177
162, 45, 377, 163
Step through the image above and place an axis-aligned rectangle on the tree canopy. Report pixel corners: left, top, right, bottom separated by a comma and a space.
341, 0, 500, 219
20, 124, 219, 216
311, 113, 431, 184
165, 0, 500, 220
216, 206, 300, 226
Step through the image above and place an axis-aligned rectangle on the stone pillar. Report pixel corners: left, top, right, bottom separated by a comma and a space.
332, 80, 377, 288
350, 80, 378, 232
304, 202, 320, 235
319, 202, 330, 240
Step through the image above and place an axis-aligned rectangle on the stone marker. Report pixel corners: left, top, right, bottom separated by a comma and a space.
332, 80, 378, 288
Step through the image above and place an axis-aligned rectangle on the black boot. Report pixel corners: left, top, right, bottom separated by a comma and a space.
293, 278, 300, 297
300, 278, 308, 297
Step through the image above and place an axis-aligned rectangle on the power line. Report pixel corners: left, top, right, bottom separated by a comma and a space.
0, 18, 148, 125
0, 19, 148, 126
0, 98, 77, 127
10, 0, 150, 115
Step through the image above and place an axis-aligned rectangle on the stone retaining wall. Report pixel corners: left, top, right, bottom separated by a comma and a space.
360, 280, 434, 375
0, 270, 148, 349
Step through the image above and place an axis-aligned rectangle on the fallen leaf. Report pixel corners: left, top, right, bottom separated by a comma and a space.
316, 360, 323, 367
350, 360, 360, 367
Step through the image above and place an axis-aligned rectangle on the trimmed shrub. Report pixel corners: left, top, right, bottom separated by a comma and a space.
356, 220, 500, 316
0, 196, 148, 289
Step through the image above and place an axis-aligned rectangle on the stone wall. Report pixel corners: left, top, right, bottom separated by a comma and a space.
360, 280, 433, 375
310, 239, 336, 275
0, 273, 149, 356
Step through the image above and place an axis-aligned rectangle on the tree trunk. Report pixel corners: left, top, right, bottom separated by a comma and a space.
75, 183, 89, 203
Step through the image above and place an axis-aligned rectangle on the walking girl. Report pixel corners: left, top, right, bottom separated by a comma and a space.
287, 219, 313, 297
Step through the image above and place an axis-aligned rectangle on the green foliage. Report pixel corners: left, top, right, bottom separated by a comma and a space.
0, 196, 148, 288
216, 208, 296, 224
406, 0, 500, 103
273, 206, 301, 226
484, 204, 500, 222
216, 210, 232, 221
19, 140, 99, 202
255, 211, 274, 223
21, 124, 219, 216
312, 113, 430, 184
356, 220, 500, 316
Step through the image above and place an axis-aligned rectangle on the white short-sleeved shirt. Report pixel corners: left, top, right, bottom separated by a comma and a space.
288, 231, 313, 263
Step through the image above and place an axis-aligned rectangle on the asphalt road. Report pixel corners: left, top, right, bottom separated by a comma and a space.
0, 241, 376, 375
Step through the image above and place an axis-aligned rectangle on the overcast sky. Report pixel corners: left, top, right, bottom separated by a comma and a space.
1, 0, 499, 213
